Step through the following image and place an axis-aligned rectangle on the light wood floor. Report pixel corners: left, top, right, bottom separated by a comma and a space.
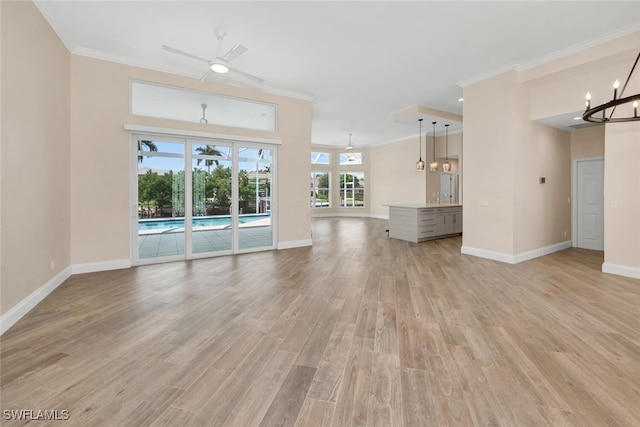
2, 218, 639, 426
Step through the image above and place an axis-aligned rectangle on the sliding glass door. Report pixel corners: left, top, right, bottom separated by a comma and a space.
191, 143, 233, 255
238, 146, 273, 250
133, 134, 276, 264
137, 138, 186, 260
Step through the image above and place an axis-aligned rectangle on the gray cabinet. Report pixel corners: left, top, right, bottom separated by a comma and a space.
389, 205, 462, 243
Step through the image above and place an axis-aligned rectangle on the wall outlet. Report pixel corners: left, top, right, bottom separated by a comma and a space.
609, 201, 618, 210
478, 198, 489, 207
564, 231, 567, 237
50, 260, 55, 270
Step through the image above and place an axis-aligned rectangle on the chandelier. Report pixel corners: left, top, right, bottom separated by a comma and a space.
583, 51, 640, 123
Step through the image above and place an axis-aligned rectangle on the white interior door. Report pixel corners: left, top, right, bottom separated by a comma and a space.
576, 159, 604, 251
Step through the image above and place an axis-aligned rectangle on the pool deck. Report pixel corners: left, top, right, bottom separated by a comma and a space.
138, 221, 273, 259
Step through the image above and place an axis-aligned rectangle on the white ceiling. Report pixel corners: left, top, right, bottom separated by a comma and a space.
34, 1, 640, 147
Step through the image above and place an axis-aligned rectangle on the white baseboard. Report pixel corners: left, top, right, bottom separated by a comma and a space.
71, 259, 131, 274
370, 214, 389, 220
461, 240, 572, 264
277, 239, 313, 250
602, 262, 640, 279
513, 241, 572, 264
461, 246, 516, 263
0, 266, 72, 335
311, 213, 389, 220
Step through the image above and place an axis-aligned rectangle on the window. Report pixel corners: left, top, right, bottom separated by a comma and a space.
339, 152, 363, 165
340, 172, 364, 208
310, 172, 330, 208
131, 80, 277, 132
311, 152, 330, 165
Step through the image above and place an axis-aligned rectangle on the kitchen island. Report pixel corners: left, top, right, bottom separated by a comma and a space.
388, 203, 462, 243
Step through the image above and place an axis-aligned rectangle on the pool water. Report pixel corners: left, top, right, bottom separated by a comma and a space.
139, 214, 267, 231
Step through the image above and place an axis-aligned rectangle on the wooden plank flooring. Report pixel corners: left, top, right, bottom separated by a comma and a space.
1, 217, 640, 426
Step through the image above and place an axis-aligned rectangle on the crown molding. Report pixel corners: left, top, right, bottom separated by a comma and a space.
71, 47, 315, 102
458, 23, 640, 88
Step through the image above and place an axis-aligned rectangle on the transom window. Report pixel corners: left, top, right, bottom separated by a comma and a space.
339, 152, 363, 165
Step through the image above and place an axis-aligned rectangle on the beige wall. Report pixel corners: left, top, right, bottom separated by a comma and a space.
604, 118, 640, 272
463, 70, 572, 257
571, 126, 605, 159
525, 35, 639, 276
462, 71, 519, 255
1, 1, 71, 315
70, 56, 312, 265
464, 32, 639, 275
368, 137, 425, 218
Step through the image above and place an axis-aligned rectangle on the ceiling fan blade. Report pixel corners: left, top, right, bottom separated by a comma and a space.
223, 43, 248, 63
199, 70, 212, 82
229, 68, 265, 85
162, 45, 211, 64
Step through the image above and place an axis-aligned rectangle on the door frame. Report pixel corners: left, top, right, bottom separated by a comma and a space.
572, 156, 604, 248
127, 124, 281, 265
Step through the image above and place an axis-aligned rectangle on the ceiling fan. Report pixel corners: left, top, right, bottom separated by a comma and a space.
162, 28, 264, 86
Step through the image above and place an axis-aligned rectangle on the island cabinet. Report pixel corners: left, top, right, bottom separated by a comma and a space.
388, 204, 462, 243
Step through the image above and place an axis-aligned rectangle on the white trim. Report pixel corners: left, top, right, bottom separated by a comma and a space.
311, 213, 389, 220
521, 23, 640, 71
0, 267, 72, 335
457, 23, 640, 88
457, 61, 523, 88
513, 241, 572, 264
461, 246, 516, 264
602, 263, 640, 280
70, 47, 315, 101
71, 259, 131, 274
277, 239, 313, 250
124, 124, 282, 145
370, 214, 389, 220
461, 240, 572, 264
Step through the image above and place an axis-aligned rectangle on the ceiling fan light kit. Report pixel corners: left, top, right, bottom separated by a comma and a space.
210, 59, 230, 74
346, 133, 354, 150
162, 27, 263, 85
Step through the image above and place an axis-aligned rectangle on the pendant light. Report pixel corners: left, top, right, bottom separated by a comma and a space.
199, 104, 208, 124
429, 121, 439, 172
416, 119, 426, 170
442, 124, 451, 172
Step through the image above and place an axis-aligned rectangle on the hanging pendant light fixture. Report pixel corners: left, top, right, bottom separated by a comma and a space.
429, 121, 439, 172
199, 104, 208, 124
583, 51, 640, 123
416, 119, 426, 170
443, 124, 451, 172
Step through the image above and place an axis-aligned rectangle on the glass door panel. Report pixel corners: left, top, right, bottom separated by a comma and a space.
137, 139, 186, 260
238, 146, 274, 250
191, 143, 233, 255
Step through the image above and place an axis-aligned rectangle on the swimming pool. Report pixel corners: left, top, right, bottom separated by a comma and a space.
138, 214, 268, 231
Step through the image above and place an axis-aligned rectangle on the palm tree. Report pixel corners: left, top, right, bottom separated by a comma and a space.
137, 140, 158, 163
195, 145, 222, 172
